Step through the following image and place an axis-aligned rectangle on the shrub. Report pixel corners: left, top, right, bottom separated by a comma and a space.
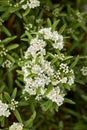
0, 0, 87, 130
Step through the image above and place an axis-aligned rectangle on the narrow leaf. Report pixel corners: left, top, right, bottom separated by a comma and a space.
59, 24, 66, 34
11, 88, 17, 99
70, 55, 79, 68
64, 98, 75, 104
4, 92, 11, 102
6, 54, 15, 62
7, 44, 19, 51
24, 111, 36, 127
47, 18, 52, 27
1, 36, 17, 44
13, 109, 22, 123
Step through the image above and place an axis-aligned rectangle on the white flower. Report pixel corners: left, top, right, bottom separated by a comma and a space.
46, 86, 64, 106
28, 0, 40, 9
22, 0, 40, 9
39, 28, 53, 40
22, 4, 27, 10
0, 100, 10, 117
0, 48, 8, 57
25, 37, 46, 58
9, 122, 23, 130
81, 66, 87, 76
39, 28, 63, 50
2, 60, 13, 68
59, 63, 69, 73
31, 64, 43, 74
60, 77, 67, 83
10, 99, 18, 110
68, 75, 75, 86
42, 60, 54, 76
24, 85, 36, 95
52, 33, 63, 50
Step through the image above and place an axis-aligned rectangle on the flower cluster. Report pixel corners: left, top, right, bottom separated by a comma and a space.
9, 122, 23, 130
0, 100, 10, 117
81, 66, 87, 76
10, 99, 18, 111
39, 28, 63, 50
2, 59, 13, 68
0, 47, 8, 57
46, 86, 64, 106
22, 0, 40, 10
22, 27, 74, 106
7, 0, 40, 10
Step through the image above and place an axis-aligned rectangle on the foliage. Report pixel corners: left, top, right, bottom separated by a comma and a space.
0, 0, 87, 130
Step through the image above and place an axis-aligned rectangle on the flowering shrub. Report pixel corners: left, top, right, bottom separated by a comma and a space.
22, 27, 74, 107
0, 0, 87, 129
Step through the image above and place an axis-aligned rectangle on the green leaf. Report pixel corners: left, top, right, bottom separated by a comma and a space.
41, 100, 52, 111
81, 95, 87, 102
71, 34, 79, 41
64, 98, 76, 104
18, 101, 29, 106
0, 84, 5, 93
0, 117, 5, 127
73, 122, 87, 130
2, 26, 11, 36
47, 18, 52, 27
52, 19, 60, 31
6, 44, 19, 51
0, 57, 3, 66
43, 84, 53, 97
7, 72, 13, 91
23, 8, 30, 17
0, 0, 9, 5
6, 54, 15, 62
75, 79, 85, 85
63, 56, 73, 61
25, 31, 32, 40
15, 80, 23, 88
13, 109, 22, 123
1, 10, 10, 20
64, 84, 71, 90
51, 56, 59, 65
16, 70, 24, 75
11, 88, 17, 99
24, 111, 36, 128
59, 24, 66, 34
4, 92, 11, 102
1, 36, 17, 44
9, 7, 21, 13
70, 55, 79, 68
80, 24, 87, 32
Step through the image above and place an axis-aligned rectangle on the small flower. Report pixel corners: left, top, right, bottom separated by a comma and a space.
39, 28, 63, 50
10, 99, 18, 111
0, 47, 8, 57
25, 37, 46, 58
52, 8, 60, 17
2, 60, 13, 68
81, 66, 87, 76
46, 86, 64, 106
9, 122, 23, 130
76, 11, 83, 23
0, 100, 10, 117
28, 0, 40, 9
22, 0, 40, 10
39, 28, 53, 40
